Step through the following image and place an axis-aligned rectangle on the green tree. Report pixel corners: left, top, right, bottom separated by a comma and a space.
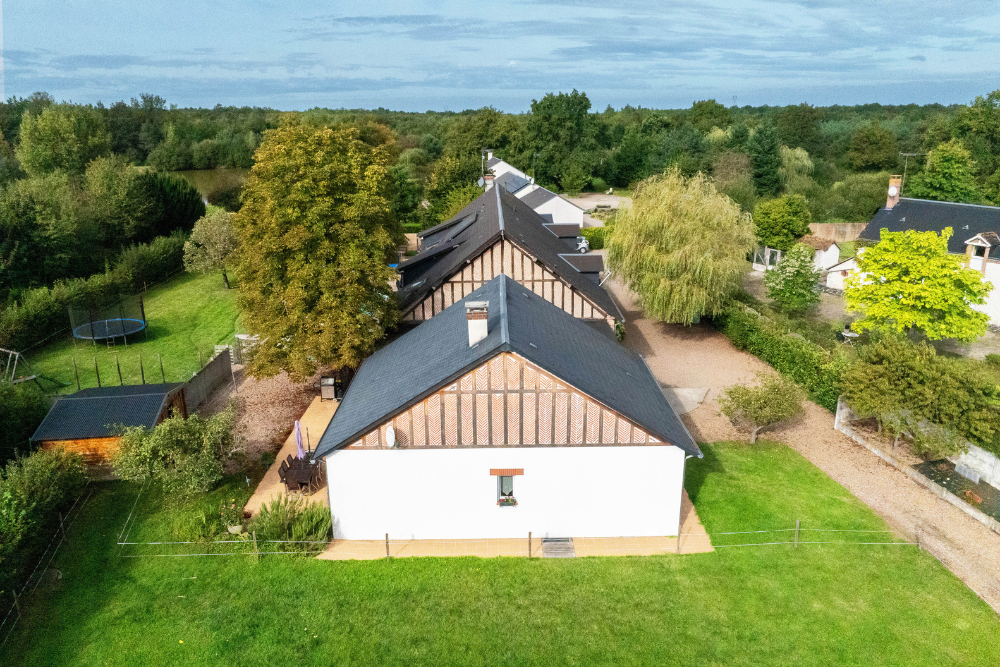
747, 124, 781, 197
83, 155, 157, 247
776, 103, 822, 155
846, 121, 897, 171
527, 90, 597, 187
15, 104, 111, 177
0, 383, 49, 464
607, 169, 755, 324
753, 194, 812, 250
184, 210, 238, 288
439, 183, 482, 223
234, 118, 400, 378
147, 122, 193, 171
718, 373, 805, 443
712, 151, 756, 212
846, 228, 991, 341
688, 99, 731, 133
906, 139, 980, 203
764, 243, 821, 314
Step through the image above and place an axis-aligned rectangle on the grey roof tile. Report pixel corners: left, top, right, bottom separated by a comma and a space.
30, 384, 182, 441
861, 198, 1000, 258
315, 275, 700, 459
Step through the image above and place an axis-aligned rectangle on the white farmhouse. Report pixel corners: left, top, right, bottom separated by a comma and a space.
857, 176, 1000, 322
313, 274, 701, 541
483, 150, 586, 227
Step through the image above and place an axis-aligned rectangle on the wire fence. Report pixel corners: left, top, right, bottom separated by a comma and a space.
0, 482, 95, 652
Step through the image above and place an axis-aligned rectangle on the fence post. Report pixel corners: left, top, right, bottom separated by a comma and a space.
916, 524, 921, 551
676, 531, 681, 554
116, 355, 123, 385
11, 591, 19, 617
794, 520, 800, 548
159, 354, 166, 384
73, 357, 80, 391
253, 531, 259, 562
386, 533, 390, 558
528, 531, 531, 558
139, 354, 145, 385
94, 357, 101, 388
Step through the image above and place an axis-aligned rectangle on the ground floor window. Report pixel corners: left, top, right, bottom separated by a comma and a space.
497, 475, 517, 507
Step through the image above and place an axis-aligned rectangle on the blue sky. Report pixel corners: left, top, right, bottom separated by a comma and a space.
5, 1, 1000, 111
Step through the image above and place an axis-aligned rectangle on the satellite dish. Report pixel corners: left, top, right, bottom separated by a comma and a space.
385, 424, 396, 448
888, 186, 898, 196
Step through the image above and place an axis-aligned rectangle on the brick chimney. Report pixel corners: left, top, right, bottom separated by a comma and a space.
886, 175, 902, 210
466, 301, 489, 347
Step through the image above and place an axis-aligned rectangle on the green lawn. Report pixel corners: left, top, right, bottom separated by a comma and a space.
3, 442, 998, 666
26, 271, 238, 394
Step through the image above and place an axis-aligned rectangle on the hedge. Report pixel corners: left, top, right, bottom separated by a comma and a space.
580, 226, 608, 249
0, 383, 48, 465
712, 303, 846, 411
0, 232, 186, 351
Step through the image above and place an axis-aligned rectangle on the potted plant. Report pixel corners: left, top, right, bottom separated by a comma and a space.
497, 497, 518, 507
221, 500, 245, 534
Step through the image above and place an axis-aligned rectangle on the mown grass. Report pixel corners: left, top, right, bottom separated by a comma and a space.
25, 271, 238, 394
3, 442, 998, 666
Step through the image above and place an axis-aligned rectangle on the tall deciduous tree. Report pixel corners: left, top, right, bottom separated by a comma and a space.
776, 103, 823, 155
764, 243, 821, 314
846, 228, 992, 341
15, 104, 111, 177
747, 123, 781, 197
234, 118, 400, 378
753, 194, 812, 250
184, 210, 238, 288
607, 168, 755, 324
906, 139, 980, 203
847, 121, 897, 171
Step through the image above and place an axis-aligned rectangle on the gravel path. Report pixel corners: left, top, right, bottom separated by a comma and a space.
605, 273, 1000, 612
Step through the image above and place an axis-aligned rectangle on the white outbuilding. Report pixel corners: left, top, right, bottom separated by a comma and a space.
313, 274, 701, 541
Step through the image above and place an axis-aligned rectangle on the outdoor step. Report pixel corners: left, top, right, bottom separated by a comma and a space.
541, 537, 576, 558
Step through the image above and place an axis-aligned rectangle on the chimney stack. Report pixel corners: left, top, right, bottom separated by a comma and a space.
466, 301, 489, 347
486, 149, 494, 160
886, 175, 902, 210
484, 173, 495, 191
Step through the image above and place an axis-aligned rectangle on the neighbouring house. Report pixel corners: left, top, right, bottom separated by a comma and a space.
825, 255, 859, 291
483, 150, 586, 227
313, 275, 701, 540
30, 383, 187, 466
798, 235, 842, 271
396, 185, 621, 327
857, 176, 1000, 321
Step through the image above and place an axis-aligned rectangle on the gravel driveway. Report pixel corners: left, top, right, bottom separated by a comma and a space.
605, 272, 1000, 612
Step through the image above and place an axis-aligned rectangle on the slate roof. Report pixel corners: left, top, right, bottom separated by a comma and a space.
315, 275, 700, 459
860, 198, 1000, 259
399, 187, 621, 320
495, 172, 531, 195
520, 187, 558, 207
30, 383, 183, 442
485, 156, 503, 170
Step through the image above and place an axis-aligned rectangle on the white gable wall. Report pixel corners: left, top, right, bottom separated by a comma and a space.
529, 196, 584, 227
813, 244, 841, 271
325, 445, 685, 539
488, 159, 528, 181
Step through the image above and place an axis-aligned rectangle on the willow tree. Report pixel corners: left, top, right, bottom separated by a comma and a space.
607, 169, 755, 324
234, 117, 401, 379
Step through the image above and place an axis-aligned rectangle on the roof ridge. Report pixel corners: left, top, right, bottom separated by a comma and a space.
898, 197, 1000, 211
499, 274, 510, 345
495, 185, 505, 234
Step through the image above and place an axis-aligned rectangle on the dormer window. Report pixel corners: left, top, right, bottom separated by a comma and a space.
974, 246, 987, 258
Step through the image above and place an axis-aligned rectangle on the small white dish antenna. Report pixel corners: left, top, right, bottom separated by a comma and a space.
888, 186, 898, 196
385, 424, 396, 448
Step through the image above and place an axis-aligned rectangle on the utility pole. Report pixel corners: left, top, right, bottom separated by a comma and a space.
531, 153, 540, 181
899, 152, 925, 194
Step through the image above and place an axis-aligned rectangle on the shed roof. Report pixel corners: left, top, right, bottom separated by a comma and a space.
860, 198, 1000, 258
315, 275, 699, 459
399, 187, 620, 320
30, 383, 183, 442
798, 235, 837, 251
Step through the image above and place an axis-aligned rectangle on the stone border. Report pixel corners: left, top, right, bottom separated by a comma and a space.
834, 398, 1000, 536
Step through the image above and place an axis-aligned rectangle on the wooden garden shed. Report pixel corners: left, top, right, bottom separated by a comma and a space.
30, 383, 186, 466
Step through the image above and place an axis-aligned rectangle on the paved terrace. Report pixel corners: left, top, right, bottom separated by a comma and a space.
244, 396, 338, 516
317, 490, 712, 560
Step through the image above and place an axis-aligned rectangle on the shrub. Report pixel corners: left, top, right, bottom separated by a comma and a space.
0, 383, 49, 465
718, 373, 806, 442
986, 353, 1000, 368
580, 226, 607, 250
712, 302, 845, 411
764, 243, 821, 314
112, 406, 240, 497
590, 177, 609, 192
249, 495, 332, 552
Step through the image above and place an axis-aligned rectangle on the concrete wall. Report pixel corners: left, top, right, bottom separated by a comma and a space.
325, 445, 686, 539
808, 222, 868, 243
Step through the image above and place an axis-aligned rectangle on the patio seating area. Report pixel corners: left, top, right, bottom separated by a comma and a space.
244, 396, 338, 516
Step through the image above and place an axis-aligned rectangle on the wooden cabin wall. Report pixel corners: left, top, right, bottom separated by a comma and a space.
41, 437, 121, 467
345, 352, 656, 450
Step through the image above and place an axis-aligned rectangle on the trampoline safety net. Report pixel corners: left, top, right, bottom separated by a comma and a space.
69, 294, 147, 341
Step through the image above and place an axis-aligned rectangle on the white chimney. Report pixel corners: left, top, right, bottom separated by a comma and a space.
466, 301, 489, 346
487, 149, 494, 160
484, 173, 495, 191
886, 175, 902, 210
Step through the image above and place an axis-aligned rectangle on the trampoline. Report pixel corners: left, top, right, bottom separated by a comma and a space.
69, 294, 147, 342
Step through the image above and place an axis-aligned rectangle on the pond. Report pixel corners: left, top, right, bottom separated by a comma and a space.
913, 459, 1000, 521
169, 168, 249, 198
